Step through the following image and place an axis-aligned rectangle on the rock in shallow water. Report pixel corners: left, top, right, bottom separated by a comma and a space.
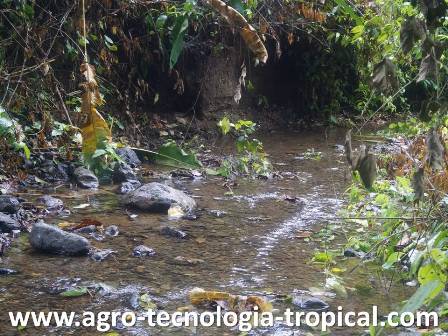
105, 225, 119, 237
343, 248, 366, 258
160, 226, 188, 239
116, 147, 141, 167
0, 195, 20, 214
292, 295, 329, 311
29, 222, 90, 256
36, 195, 64, 211
0, 268, 18, 275
113, 162, 137, 183
73, 167, 99, 189
132, 245, 156, 257
118, 180, 141, 194
172, 256, 204, 266
0, 213, 20, 233
123, 182, 196, 213
90, 249, 116, 262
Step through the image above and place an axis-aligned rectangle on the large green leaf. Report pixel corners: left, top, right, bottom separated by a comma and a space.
169, 16, 188, 69
333, 0, 363, 25
400, 280, 444, 314
382, 252, 404, 270
418, 262, 447, 284
155, 141, 202, 169
131, 142, 202, 169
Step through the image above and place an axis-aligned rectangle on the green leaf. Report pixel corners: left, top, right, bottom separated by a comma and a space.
382, 252, 404, 270
154, 141, 202, 169
156, 15, 168, 32
400, 280, 444, 314
430, 248, 448, 270
170, 16, 189, 69
92, 149, 107, 158
418, 263, 447, 285
313, 251, 333, 263
15, 142, 31, 160
60, 287, 88, 297
333, 0, 363, 25
139, 293, 157, 310
218, 117, 232, 135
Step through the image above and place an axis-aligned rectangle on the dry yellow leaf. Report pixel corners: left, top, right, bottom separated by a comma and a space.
189, 288, 272, 312
79, 63, 111, 157
206, 0, 268, 63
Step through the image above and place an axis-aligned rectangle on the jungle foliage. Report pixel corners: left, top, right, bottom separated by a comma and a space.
0, 0, 445, 166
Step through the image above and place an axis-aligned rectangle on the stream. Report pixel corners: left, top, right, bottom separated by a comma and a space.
0, 129, 412, 335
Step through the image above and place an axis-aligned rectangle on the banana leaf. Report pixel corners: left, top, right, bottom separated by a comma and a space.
131, 142, 202, 169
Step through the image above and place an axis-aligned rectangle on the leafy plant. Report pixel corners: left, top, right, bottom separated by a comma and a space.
217, 117, 271, 177
0, 106, 30, 159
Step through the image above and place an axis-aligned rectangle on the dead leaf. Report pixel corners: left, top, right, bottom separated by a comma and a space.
400, 17, 426, 54
189, 288, 272, 312
206, 0, 268, 63
295, 230, 313, 238
372, 58, 398, 93
79, 63, 112, 159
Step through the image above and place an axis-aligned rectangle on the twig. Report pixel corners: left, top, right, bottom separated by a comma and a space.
55, 84, 73, 126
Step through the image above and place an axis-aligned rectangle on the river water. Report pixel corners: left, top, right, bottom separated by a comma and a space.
0, 129, 411, 335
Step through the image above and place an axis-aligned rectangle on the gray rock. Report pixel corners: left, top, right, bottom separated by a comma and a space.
90, 249, 116, 262
132, 245, 156, 257
123, 182, 196, 213
344, 248, 366, 258
116, 148, 141, 167
29, 222, 90, 256
36, 195, 63, 211
113, 162, 137, 183
0, 268, 18, 276
73, 167, 99, 189
292, 295, 329, 311
105, 225, 119, 237
118, 180, 141, 194
74, 225, 97, 234
172, 256, 204, 266
0, 213, 20, 233
90, 232, 105, 241
0, 195, 20, 214
160, 226, 188, 239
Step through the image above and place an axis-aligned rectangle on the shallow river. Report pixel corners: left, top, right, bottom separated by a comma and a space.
0, 130, 411, 335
